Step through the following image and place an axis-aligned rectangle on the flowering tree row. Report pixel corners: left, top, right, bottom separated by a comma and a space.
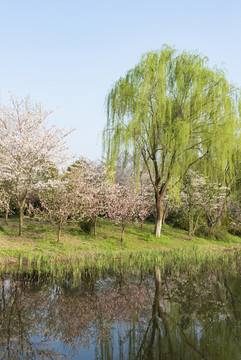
166, 171, 241, 238
0, 95, 240, 242
32, 161, 153, 242
0, 96, 153, 241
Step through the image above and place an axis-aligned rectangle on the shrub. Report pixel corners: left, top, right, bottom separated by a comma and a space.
78, 218, 94, 234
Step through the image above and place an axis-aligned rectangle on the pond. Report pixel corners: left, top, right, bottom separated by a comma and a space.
0, 250, 240, 359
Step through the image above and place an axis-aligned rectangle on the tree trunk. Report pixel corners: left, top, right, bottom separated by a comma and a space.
155, 195, 164, 237
188, 210, 193, 238
19, 207, 24, 236
93, 217, 97, 236
193, 215, 200, 236
5, 209, 9, 226
188, 225, 192, 238
57, 223, 61, 242
162, 213, 166, 225
121, 225, 125, 243
162, 199, 169, 225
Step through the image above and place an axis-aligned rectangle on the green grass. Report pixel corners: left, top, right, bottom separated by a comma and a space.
0, 216, 240, 265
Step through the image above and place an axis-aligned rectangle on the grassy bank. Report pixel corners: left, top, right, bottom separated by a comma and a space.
0, 216, 240, 265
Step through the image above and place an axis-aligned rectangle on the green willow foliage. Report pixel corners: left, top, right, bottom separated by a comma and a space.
103, 46, 240, 236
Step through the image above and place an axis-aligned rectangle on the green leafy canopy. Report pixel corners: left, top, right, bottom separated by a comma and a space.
103, 45, 240, 195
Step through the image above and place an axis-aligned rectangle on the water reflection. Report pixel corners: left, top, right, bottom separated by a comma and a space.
0, 263, 240, 359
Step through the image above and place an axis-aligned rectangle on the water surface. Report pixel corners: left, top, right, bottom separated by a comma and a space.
0, 252, 240, 359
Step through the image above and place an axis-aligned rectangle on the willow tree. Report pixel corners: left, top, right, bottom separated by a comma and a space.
103, 46, 239, 237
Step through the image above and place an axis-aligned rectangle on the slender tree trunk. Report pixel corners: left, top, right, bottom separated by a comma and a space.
18, 196, 27, 236
188, 224, 192, 238
121, 225, 125, 243
57, 223, 62, 242
188, 210, 193, 238
155, 195, 164, 237
19, 207, 24, 236
5, 209, 9, 226
140, 221, 144, 230
93, 217, 97, 236
210, 224, 215, 236
193, 215, 200, 235
217, 217, 221, 226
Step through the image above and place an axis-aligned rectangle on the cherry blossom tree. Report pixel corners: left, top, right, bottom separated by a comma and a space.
169, 171, 229, 237
33, 178, 78, 242
72, 163, 155, 238
68, 159, 111, 236
35, 160, 112, 241
178, 171, 206, 237
0, 96, 73, 236
201, 181, 228, 236
106, 180, 149, 242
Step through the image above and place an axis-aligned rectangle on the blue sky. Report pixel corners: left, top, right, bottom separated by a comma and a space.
0, 0, 240, 160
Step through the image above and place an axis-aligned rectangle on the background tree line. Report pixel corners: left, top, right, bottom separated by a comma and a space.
0, 46, 240, 242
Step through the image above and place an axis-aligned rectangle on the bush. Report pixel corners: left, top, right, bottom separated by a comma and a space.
78, 218, 94, 234
166, 210, 189, 230
223, 205, 241, 236
196, 224, 230, 242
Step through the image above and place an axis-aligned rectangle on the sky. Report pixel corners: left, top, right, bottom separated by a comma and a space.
0, 0, 240, 161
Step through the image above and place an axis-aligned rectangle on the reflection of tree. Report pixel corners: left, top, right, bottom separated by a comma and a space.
0, 277, 67, 359
136, 267, 173, 359
45, 279, 151, 349
135, 268, 241, 360
0, 263, 240, 360
0, 274, 152, 358
94, 267, 241, 360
